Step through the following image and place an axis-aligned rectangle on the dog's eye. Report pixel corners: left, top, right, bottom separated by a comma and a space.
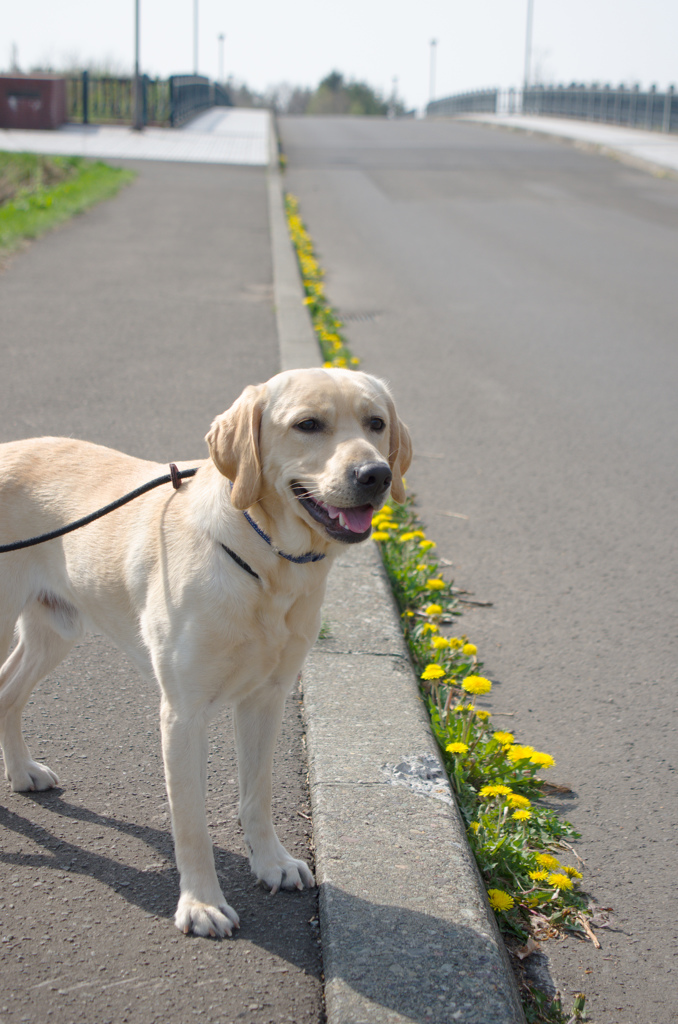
369, 417, 385, 432
295, 418, 321, 433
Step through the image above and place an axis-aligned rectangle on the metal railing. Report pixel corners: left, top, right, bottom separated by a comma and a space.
66, 72, 232, 128
523, 84, 677, 134
67, 73, 171, 126
427, 89, 498, 117
426, 83, 678, 135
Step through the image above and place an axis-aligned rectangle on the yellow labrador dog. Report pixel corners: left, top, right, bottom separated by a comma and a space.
0, 368, 411, 938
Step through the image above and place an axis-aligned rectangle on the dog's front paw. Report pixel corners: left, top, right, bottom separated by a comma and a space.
250, 840, 315, 895
174, 893, 240, 938
7, 759, 59, 793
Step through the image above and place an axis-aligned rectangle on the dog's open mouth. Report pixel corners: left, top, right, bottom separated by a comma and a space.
292, 484, 374, 543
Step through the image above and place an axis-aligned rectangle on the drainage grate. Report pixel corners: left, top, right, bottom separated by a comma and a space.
339, 310, 383, 324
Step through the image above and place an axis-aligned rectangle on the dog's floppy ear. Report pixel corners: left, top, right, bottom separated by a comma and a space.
206, 384, 266, 510
385, 395, 412, 505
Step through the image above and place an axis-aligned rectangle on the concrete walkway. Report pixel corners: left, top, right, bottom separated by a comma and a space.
456, 112, 678, 176
0, 107, 269, 165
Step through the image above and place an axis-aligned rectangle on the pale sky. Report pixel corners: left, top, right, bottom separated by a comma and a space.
3, 0, 677, 112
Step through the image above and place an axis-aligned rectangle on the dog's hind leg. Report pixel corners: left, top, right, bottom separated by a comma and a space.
0, 601, 78, 792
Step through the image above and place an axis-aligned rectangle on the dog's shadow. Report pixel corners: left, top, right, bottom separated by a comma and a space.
0, 790, 318, 971
1, 792, 555, 1022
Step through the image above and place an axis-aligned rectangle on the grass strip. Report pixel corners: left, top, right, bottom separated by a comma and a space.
284, 190, 592, 1024
0, 152, 135, 258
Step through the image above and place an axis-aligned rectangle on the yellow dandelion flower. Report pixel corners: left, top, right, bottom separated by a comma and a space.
469, 822, 480, 834
422, 623, 438, 634
453, 703, 474, 713
379, 506, 393, 516
479, 784, 512, 798
425, 578, 445, 591
530, 751, 556, 769
404, 610, 415, 617
492, 731, 515, 745
446, 742, 468, 755
415, 564, 428, 572
507, 744, 535, 762
461, 675, 492, 695
488, 889, 514, 912
547, 873, 574, 890
419, 539, 436, 551
399, 532, 417, 543
371, 531, 390, 542
506, 793, 531, 809
411, 530, 425, 539
462, 643, 477, 656
425, 603, 443, 616
512, 809, 532, 821
448, 638, 463, 649
350, 357, 360, 365
564, 866, 583, 880
474, 709, 491, 721
431, 636, 449, 650
535, 853, 561, 871
421, 664, 446, 681
529, 870, 549, 882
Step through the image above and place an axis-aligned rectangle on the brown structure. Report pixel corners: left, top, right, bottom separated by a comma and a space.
0, 74, 67, 129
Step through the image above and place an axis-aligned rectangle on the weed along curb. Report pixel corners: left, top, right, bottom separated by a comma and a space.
268, 128, 525, 1023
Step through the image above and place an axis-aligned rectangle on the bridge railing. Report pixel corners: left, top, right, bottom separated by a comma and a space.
427, 83, 678, 135
66, 72, 232, 128
427, 90, 498, 118
523, 84, 677, 134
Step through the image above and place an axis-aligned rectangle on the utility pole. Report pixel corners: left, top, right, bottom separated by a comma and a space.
133, 0, 143, 131
429, 38, 437, 106
193, 0, 199, 75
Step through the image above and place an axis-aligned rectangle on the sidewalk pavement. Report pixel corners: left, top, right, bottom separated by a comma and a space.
0, 108, 269, 165
456, 112, 678, 176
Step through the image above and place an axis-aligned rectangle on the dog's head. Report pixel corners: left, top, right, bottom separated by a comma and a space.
206, 368, 412, 545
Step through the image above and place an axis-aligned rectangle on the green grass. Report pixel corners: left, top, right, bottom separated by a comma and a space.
0, 152, 135, 257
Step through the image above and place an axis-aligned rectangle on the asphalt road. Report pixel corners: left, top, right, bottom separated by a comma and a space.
0, 162, 322, 1024
280, 115, 678, 1024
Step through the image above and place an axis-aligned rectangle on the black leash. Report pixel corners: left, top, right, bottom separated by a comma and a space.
0, 464, 198, 554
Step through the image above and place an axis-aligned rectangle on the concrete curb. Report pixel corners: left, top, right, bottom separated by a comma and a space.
266, 122, 525, 1024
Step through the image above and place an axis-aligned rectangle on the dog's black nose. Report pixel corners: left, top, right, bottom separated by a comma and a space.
354, 462, 392, 494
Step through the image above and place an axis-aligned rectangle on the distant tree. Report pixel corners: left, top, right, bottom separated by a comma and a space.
306, 70, 390, 116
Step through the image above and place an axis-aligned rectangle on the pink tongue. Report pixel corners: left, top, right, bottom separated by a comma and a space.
327, 504, 374, 533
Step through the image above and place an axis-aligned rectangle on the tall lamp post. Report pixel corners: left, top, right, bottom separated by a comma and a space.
523, 0, 534, 97
193, 0, 199, 75
218, 33, 225, 83
133, 0, 143, 131
429, 38, 437, 107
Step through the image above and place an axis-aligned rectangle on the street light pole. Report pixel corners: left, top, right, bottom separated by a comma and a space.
429, 38, 437, 107
133, 0, 143, 131
193, 0, 199, 75
218, 33, 225, 83
523, 0, 534, 93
